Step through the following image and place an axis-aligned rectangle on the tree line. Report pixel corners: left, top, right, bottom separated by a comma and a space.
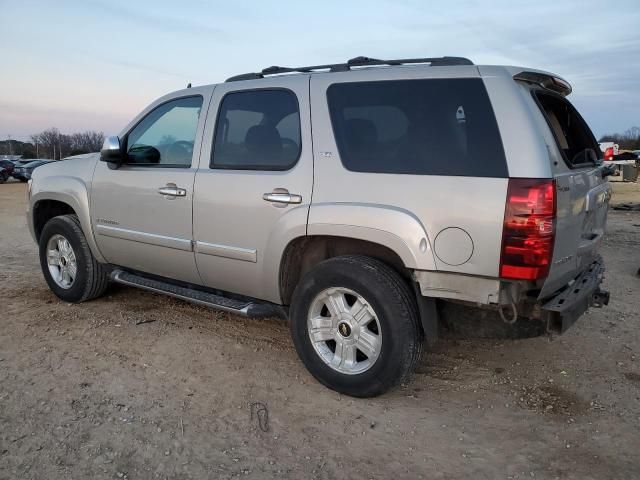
0, 128, 105, 159
599, 127, 640, 151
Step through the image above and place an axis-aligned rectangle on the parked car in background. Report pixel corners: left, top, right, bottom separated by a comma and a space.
0, 159, 16, 176
599, 142, 619, 161
13, 160, 52, 182
11, 160, 34, 167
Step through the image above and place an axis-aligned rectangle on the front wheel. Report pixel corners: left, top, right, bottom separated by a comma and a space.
290, 255, 423, 397
39, 214, 109, 302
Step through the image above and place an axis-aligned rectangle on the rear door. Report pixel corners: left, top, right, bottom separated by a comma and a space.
529, 89, 611, 297
192, 75, 313, 302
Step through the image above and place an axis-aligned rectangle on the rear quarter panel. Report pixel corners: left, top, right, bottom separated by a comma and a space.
309, 67, 508, 277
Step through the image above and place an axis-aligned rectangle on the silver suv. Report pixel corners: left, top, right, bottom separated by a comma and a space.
28, 56, 611, 397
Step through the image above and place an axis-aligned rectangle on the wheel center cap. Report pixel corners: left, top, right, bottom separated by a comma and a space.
338, 322, 352, 338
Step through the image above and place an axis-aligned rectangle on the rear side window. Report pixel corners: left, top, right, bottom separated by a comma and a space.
327, 79, 507, 177
533, 91, 599, 167
212, 89, 301, 170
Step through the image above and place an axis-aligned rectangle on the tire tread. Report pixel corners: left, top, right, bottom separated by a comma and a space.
290, 254, 424, 397
42, 214, 109, 302
344, 255, 423, 387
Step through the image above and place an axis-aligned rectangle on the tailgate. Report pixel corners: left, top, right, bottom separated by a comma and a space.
541, 167, 610, 298
530, 89, 611, 299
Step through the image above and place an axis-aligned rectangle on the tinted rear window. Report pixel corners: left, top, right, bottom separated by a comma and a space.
327, 78, 507, 177
212, 89, 301, 170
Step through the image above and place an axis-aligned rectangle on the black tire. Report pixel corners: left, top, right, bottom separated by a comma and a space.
290, 255, 423, 397
0, 172, 7, 183
39, 214, 109, 302
19, 178, 28, 183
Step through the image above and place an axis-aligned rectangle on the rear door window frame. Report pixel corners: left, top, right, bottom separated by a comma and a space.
209, 87, 302, 172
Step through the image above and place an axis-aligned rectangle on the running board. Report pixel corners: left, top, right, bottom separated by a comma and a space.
110, 269, 283, 318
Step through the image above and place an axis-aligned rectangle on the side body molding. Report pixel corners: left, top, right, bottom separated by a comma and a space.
307, 203, 437, 270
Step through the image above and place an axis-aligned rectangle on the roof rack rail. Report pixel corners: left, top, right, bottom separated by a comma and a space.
225, 56, 474, 82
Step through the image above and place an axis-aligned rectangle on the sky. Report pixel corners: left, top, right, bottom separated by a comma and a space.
1, 0, 638, 142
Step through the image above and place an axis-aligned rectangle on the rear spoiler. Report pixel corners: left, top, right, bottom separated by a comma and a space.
513, 71, 572, 96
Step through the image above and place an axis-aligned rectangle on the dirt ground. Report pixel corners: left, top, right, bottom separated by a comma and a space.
1, 179, 639, 480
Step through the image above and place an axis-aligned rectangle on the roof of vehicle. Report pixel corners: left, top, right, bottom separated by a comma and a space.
225, 56, 475, 82
221, 56, 570, 95
147, 57, 571, 126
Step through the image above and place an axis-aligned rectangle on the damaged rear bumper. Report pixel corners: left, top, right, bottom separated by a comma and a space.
541, 255, 609, 333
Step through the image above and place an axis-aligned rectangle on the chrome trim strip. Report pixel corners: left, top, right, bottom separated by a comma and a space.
194, 241, 257, 263
110, 270, 250, 316
96, 224, 193, 251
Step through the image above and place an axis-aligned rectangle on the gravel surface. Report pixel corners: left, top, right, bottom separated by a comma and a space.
1, 179, 639, 479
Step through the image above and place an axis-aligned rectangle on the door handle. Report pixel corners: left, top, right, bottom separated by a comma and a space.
158, 185, 187, 197
262, 191, 302, 205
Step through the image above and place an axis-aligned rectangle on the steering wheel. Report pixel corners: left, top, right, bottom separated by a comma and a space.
172, 140, 194, 154
165, 141, 194, 164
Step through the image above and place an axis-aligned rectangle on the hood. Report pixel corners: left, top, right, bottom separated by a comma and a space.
30, 153, 100, 183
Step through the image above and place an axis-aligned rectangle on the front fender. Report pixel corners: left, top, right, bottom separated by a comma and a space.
307, 202, 437, 270
29, 173, 106, 263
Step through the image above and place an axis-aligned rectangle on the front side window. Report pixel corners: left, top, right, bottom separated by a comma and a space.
327, 79, 508, 177
212, 89, 301, 170
126, 96, 203, 167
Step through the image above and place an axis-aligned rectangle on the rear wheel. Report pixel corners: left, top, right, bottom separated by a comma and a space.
290, 255, 423, 397
39, 214, 109, 302
0, 171, 8, 183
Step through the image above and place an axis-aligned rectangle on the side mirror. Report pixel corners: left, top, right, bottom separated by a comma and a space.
127, 145, 161, 164
100, 136, 123, 166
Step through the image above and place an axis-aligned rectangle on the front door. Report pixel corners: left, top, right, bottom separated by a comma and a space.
91, 92, 210, 284
193, 76, 313, 302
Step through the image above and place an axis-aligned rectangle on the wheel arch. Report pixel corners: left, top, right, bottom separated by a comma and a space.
33, 199, 76, 241
279, 235, 409, 306
279, 235, 440, 343
30, 186, 106, 264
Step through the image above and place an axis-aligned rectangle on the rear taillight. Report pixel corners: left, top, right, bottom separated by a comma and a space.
604, 147, 614, 161
500, 178, 556, 281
